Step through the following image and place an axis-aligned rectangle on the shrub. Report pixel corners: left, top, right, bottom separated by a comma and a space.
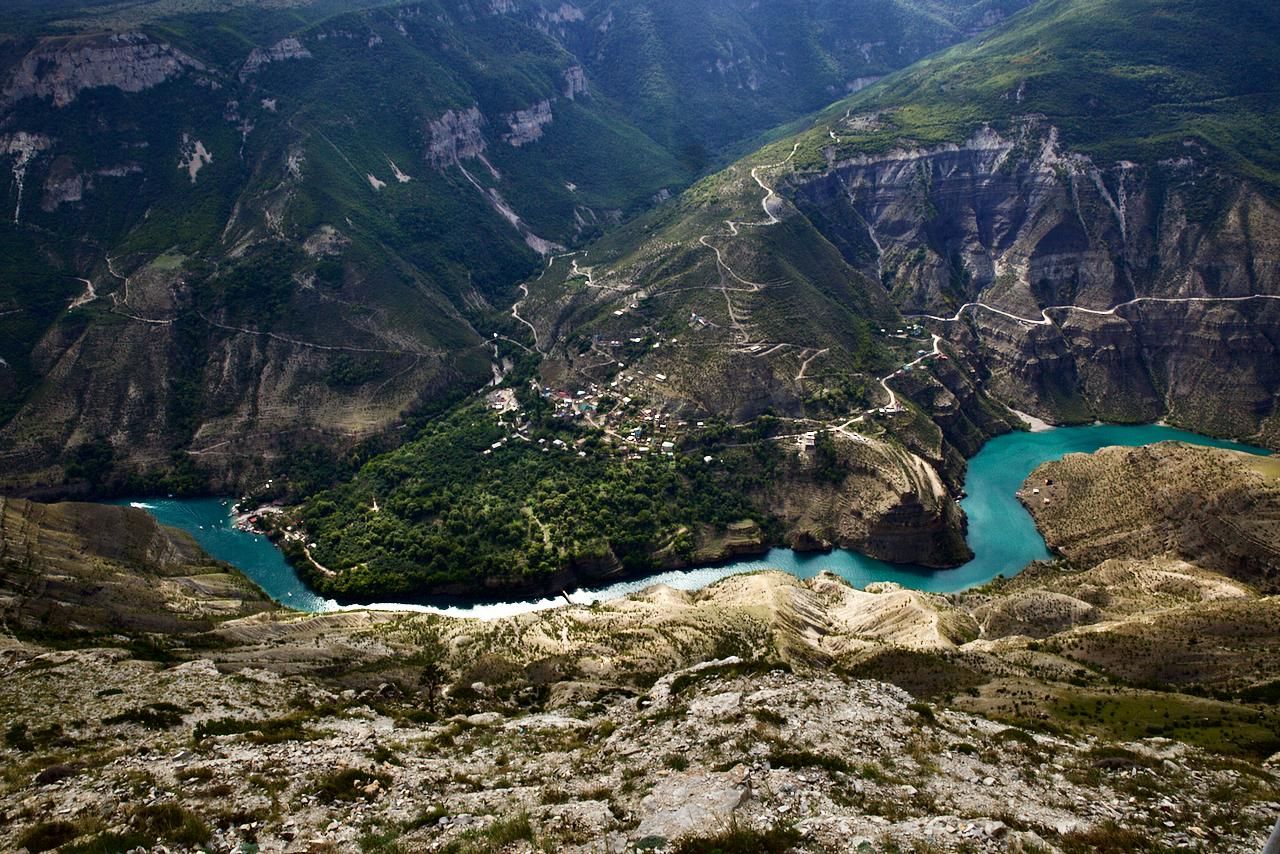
907, 702, 936, 724
1059, 820, 1177, 853
994, 727, 1037, 747
479, 813, 534, 847
34, 763, 79, 785
541, 788, 570, 804
673, 822, 802, 854
18, 821, 79, 853
132, 802, 210, 847
176, 765, 215, 783
1086, 746, 1157, 771
103, 703, 187, 730
61, 832, 152, 854
766, 749, 852, 775
193, 713, 321, 744
752, 708, 787, 726
440, 812, 535, 854
5, 722, 33, 751
311, 768, 392, 803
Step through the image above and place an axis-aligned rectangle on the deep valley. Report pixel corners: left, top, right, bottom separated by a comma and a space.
3, 0, 1280, 851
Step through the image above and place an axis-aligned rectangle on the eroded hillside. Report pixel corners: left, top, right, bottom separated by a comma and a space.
4, 441, 1280, 852
523, 0, 1280, 450
0, 0, 1028, 494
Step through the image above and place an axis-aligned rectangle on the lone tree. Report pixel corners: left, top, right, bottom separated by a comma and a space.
415, 627, 449, 713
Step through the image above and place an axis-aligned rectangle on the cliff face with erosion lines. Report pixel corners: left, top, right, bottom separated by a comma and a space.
790, 121, 1280, 438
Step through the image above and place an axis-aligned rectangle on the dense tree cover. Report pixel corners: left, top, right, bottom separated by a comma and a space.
298, 403, 769, 597
202, 244, 306, 324
64, 440, 209, 496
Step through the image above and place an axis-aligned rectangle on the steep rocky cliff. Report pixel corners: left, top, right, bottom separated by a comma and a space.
238, 36, 312, 79
425, 106, 490, 167
790, 121, 1280, 439
502, 99, 554, 147
1, 32, 204, 109
0, 496, 272, 634
765, 434, 970, 566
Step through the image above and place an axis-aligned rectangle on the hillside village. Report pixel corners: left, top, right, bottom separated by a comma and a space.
481, 320, 943, 465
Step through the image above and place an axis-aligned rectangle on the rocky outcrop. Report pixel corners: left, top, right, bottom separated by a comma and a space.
239, 37, 312, 79
302, 224, 350, 257
39, 155, 82, 212
764, 435, 971, 567
420, 104, 564, 254
2, 33, 203, 109
425, 106, 488, 167
1, 131, 51, 224
502, 99, 553, 147
562, 64, 587, 99
0, 497, 272, 634
546, 3, 585, 24
788, 121, 1280, 436
176, 133, 213, 183
1023, 442, 1280, 592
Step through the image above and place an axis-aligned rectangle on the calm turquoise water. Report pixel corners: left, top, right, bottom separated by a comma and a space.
117, 424, 1268, 618
110, 497, 334, 613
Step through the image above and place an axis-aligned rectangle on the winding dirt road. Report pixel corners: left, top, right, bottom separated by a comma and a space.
698, 143, 801, 345
910, 294, 1280, 327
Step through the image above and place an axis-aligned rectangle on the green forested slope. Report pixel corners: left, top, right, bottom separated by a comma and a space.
800, 0, 1280, 187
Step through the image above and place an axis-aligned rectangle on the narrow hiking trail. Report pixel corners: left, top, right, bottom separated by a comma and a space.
193, 310, 433, 357
795, 347, 830, 383
105, 255, 131, 306
102, 256, 449, 355
511, 281, 542, 354
511, 250, 590, 355
866, 333, 943, 415
517, 145, 817, 373
723, 143, 799, 235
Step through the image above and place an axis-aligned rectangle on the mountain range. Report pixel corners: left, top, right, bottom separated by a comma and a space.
3, 0, 1280, 594
4, 1, 1280, 851
285, 0, 1280, 597
0, 0, 1029, 493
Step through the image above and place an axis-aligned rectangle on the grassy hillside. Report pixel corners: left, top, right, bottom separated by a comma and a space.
569, 0, 1034, 160
800, 0, 1280, 187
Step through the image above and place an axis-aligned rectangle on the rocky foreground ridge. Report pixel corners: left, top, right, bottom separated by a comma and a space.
4, 440, 1280, 853
4, 640, 1276, 854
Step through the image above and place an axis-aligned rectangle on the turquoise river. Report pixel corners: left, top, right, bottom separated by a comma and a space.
117, 424, 1268, 619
